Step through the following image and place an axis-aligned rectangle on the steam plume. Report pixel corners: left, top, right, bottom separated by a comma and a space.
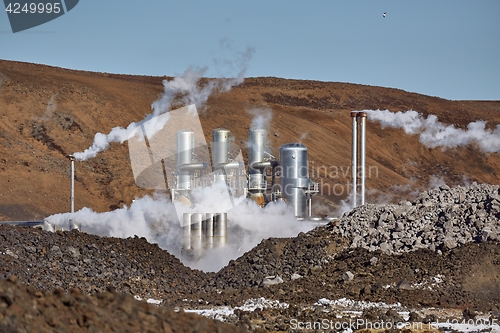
74, 47, 254, 161
366, 109, 500, 153
46, 194, 312, 272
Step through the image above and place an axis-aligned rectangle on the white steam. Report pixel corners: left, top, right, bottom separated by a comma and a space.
298, 132, 308, 143
46, 194, 313, 272
366, 109, 500, 153
248, 107, 273, 131
74, 47, 254, 161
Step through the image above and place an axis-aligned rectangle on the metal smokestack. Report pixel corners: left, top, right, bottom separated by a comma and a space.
350, 112, 358, 208
359, 112, 367, 205
351, 111, 367, 208
68, 155, 79, 231
69, 155, 75, 213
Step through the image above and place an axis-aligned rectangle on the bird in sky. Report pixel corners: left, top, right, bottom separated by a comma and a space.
383, 12, 387, 18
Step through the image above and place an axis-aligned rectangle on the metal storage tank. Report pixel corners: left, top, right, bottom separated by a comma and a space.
248, 129, 267, 192
212, 128, 231, 183
279, 143, 311, 218
212, 128, 231, 165
176, 130, 195, 190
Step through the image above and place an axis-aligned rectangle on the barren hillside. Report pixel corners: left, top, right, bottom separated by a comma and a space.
0, 60, 499, 220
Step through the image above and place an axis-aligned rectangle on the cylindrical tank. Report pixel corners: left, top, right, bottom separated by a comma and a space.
190, 213, 203, 251
280, 143, 310, 218
177, 130, 195, 190
212, 128, 231, 183
214, 213, 227, 247
248, 129, 267, 191
212, 128, 231, 166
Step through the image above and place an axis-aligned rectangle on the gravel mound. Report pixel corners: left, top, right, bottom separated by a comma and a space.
0, 225, 207, 302
334, 182, 500, 253
213, 227, 348, 289
0, 275, 246, 333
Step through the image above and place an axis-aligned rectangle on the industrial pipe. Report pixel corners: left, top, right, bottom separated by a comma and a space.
359, 112, 367, 205
204, 213, 214, 249
182, 213, 192, 250
191, 213, 203, 253
177, 162, 207, 171
350, 112, 358, 208
69, 155, 75, 213
214, 213, 227, 247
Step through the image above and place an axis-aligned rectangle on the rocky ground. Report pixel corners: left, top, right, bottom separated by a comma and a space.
0, 275, 246, 333
1, 183, 500, 332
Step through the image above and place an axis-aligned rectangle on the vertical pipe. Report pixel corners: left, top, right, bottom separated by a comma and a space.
69, 155, 75, 213
308, 196, 312, 217
191, 213, 203, 252
204, 213, 214, 249
182, 213, 192, 250
350, 112, 358, 208
214, 213, 227, 247
359, 112, 367, 205
271, 163, 276, 201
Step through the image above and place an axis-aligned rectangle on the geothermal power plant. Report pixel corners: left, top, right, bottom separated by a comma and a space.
168, 115, 367, 259
172, 126, 320, 258
20, 112, 368, 261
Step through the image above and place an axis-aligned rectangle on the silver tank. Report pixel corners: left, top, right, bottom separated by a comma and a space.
248, 129, 267, 191
177, 130, 195, 190
212, 128, 231, 166
212, 128, 231, 183
279, 143, 310, 218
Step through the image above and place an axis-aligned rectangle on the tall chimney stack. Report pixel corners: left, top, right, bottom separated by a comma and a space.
350, 112, 358, 208
351, 112, 367, 208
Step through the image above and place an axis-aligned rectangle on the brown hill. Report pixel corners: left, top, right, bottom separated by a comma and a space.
0, 60, 499, 220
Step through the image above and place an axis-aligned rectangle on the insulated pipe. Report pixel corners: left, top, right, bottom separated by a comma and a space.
359, 112, 367, 205
350, 112, 358, 208
182, 213, 192, 250
250, 161, 272, 170
178, 162, 207, 171
213, 160, 242, 171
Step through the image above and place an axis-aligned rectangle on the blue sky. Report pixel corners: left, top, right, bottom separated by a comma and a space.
1, 1, 499, 100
